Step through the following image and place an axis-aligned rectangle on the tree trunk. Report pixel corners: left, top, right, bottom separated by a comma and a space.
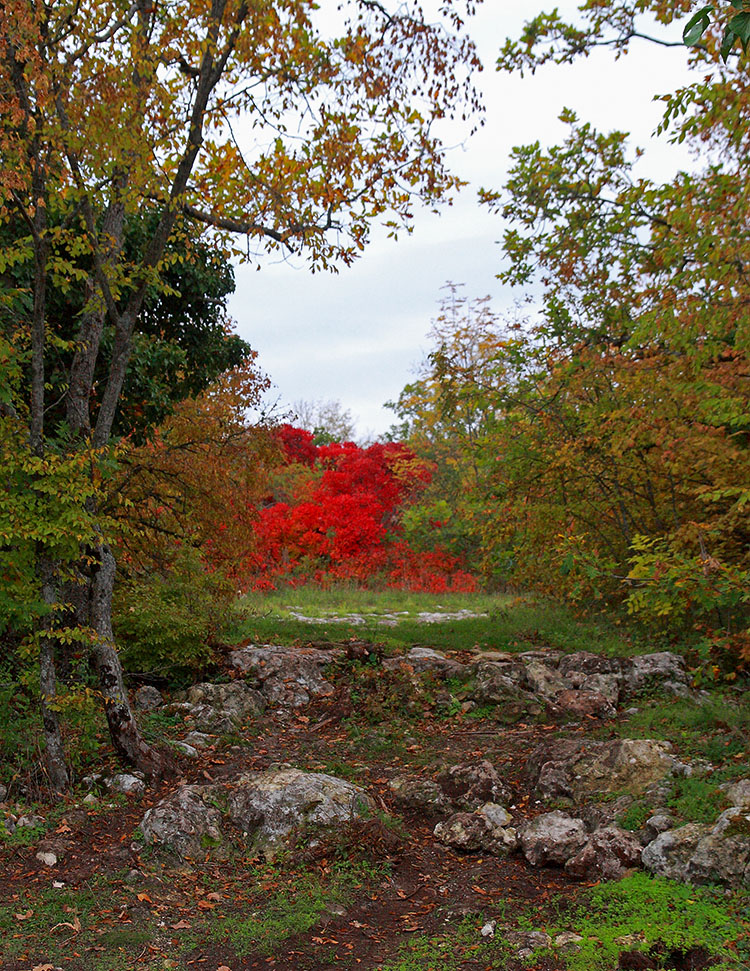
38, 560, 70, 792
89, 542, 173, 779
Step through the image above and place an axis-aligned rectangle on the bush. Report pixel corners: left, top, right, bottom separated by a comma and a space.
114, 546, 235, 684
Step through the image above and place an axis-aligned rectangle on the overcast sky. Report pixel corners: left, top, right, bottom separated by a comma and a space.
228, 2, 696, 439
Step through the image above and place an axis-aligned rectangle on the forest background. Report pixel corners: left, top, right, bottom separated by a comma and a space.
0, 0, 748, 790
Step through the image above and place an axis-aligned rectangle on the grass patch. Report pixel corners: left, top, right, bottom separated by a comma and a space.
556, 873, 745, 971
619, 693, 750, 771
667, 776, 728, 825
377, 916, 511, 971
207, 859, 386, 957
230, 587, 640, 658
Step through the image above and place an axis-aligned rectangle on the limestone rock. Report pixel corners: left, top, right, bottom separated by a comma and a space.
621, 652, 688, 697
138, 785, 223, 859
520, 811, 588, 867
472, 669, 543, 721
505, 930, 552, 960
436, 760, 512, 811
528, 738, 675, 803
389, 776, 451, 815
229, 645, 337, 707
106, 773, 146, 796
524, 661, 569, 699
433, 803, 518, 856
134, 685, 164, 711
226, 767, 374, 857
187, 681, 265, 721
401, 647, 466, 679
558, 652, 623, 679
722, 778, 750, 808
641, 823, 709, 883
555, 689, 615, 719
0, 783, 7, 803
684, 808, 750, 888
564, 825, 642, 881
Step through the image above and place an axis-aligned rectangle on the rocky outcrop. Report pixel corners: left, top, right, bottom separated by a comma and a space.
642, 808, 750, 889
134, 685, 164, 711
229, 645, 338, 707
389, 776, 452, 815
435, 760, 512, 811
527, 738, 676, 803
564, 825, 643, 881
226, 767, 374, 858
383, 647, 466, 679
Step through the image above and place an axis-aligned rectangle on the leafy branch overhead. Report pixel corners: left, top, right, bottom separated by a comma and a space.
683, 2, 750, 60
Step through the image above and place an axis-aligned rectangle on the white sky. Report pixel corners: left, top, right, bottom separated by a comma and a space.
228, 1, 696, 439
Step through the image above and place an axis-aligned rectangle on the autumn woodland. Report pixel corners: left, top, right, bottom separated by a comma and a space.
1, 3, 749, 970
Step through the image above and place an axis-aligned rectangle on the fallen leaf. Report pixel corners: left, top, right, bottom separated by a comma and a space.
217, 966, 232, 971
51, 916, 81, 933
171, 920, 192, 929
15, 910, 33, 921
55, 821, 72, 834
197, 900, 215, 910
33, 964, 55, 971
137, 892, 153, 903
206, 892, 222, 901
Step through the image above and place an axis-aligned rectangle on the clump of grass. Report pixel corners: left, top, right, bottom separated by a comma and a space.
560, 873, 744, 971
667, 776, 727, 825
378, 916, 511, 971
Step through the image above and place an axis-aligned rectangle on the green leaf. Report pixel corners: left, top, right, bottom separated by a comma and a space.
720, 24, 737, 61
729, 10, 750, 48
682, 5, 713, 46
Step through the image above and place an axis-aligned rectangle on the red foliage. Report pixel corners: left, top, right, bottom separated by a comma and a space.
241, 428, 477, 592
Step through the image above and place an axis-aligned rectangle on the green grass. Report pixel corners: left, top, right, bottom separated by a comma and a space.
376, 916, 511, 971
552, 873, 747, 971
619, 692, 750, 770
229, 587, 640, 657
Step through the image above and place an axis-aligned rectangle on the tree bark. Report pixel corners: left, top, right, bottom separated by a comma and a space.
89, 542, 173, 779
38, 559, 70, 792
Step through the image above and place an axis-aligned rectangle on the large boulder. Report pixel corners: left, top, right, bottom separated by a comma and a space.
389, 776, 452, 816
644, 809, 750, 889
226, 767, 374, 858
722, 778, 750, 808
528, 738, 675, 803
564, 825, 643, 881
520, 811, 588, 867
134, 685, 164, 711
229, 645, 337, 707
138, 785, 223, 859
472, 667, 543, 721
621, 652, 689, 698
186, 682, 265, 721
524, 661, 569, 700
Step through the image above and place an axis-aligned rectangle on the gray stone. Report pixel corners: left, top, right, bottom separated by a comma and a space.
0, 783, 8, 802
389, 776, 451, 815
36, 850, 58, 866
433, 804, 518, 856
641, 823, 708, 882
229, 645, 337, 707
16, 814, 45, 829
402, 647, 466, 679
684, 808, 750, 888
436, 760, 512, 811
134, 685, 164, 711
564, 825, 642, 881
722, 778, 750, 808
564, 671, 621, 705
524, 661, 569, 699
226, 767, 374, 858
520, 811, 588, 867
554, 932, 584, 953
187, 682, 265, 721
642, 813, 675, 842
182, 731, 213, 749
555, 689, 615, 718
471, 658, 526, 685
170, 741, 199, 758
622, 652, 688, 697
106, 774, 146, 796
558, 652, 623, 679
528, 738, 675, 803
138, 785, 223, 859
505, 930, 552, 960
472, 671, 543, 720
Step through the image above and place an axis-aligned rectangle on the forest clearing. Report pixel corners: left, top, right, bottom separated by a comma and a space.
2, 0, 750, 969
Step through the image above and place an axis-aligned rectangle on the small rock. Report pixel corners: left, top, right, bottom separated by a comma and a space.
524, 660, 569, 699
481, 920, 497, 938
82, 793, 98, 805
170, 741, 199, 758
36, 850, 57, 866
556, 689, 615, 718
520, 811, 588, 867
16, 814, 45, 829
506, 930, 552, 960
183, 731, 213, 749
555, 931, 584, 952
134, 685, 164, 711
107, 774, 146, 796
622, 652, 688, 697
642, 814, 674, 842
0, 783, 7, 802
434, 807, 518, 856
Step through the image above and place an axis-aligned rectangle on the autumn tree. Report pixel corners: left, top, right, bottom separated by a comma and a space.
473, 0, 750, 659
0, 0, 481, 788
